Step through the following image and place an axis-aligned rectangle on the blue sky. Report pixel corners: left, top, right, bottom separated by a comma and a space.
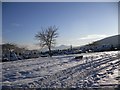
2, 2, 118, 49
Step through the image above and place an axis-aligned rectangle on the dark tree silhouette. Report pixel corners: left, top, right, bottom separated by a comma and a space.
35, 26, 58, 57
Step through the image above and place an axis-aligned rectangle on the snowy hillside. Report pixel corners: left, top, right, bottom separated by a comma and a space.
1, 51, 120, 88
93, 34, 120, 47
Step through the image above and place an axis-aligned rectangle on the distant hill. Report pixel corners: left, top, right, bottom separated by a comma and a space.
92, 34, 120, 47
40, 35, 120, 52
53, 35, 120, 51
73, 34, 120, 52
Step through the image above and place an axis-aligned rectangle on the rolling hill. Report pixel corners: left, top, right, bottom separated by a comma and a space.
93, 34, 120, 47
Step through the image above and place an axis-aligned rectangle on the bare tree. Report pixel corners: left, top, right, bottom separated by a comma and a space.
35, 26, 58, 57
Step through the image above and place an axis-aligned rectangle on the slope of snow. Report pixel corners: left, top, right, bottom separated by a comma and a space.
1, 51, 119, 88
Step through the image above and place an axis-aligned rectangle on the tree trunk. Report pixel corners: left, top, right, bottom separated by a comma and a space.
48, 46, 52, 57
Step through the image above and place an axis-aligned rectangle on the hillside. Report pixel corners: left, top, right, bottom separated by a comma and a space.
92, 34, 120, 47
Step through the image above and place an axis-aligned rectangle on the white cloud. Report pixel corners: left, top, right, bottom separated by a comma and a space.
27, 44, 40, 50
80, 34, 108, 40
18, 43, 40, 50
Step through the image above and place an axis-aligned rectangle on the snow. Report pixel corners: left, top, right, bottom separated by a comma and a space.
1, 51, 120, 88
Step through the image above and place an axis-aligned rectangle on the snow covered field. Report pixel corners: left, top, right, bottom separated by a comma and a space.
1, 51, 120, 88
